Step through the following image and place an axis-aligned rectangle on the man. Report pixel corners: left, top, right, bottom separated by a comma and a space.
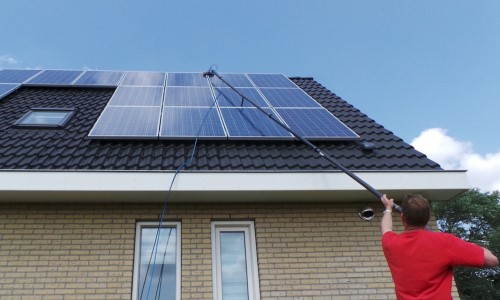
381, 194, 498, 300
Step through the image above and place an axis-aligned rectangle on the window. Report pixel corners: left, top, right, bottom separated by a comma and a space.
212, 221, 260, 300
14, 108, 75, 128
132, 222, 181, 300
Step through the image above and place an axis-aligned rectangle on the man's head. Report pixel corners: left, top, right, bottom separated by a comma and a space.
401, 194, 431, 227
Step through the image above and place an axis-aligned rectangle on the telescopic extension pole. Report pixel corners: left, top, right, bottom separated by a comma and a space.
203, 69, 402, 213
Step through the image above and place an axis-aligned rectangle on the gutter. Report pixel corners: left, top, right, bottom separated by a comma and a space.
0, 170, 469, 203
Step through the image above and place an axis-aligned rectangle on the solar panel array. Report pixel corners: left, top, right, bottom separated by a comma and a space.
0, 69, 43, 83
27, 70, 83, 85
0, 83, 20, 99
0, 69, 359, 141
89, 72, 164, 139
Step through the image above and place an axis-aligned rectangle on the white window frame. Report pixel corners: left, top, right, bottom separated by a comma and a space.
211, 221, 260, 300
132, 221, 181, 300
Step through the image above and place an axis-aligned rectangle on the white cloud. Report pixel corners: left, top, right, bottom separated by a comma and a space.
0, 54, 19, 66
411, 128, 500, 193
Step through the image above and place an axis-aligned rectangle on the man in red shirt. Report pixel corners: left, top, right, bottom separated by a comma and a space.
381, 194, 498, 299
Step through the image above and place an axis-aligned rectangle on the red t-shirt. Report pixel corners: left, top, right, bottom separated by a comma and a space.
382, 229, 484, 300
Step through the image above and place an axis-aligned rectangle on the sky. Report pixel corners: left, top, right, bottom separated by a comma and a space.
1, 0, 499, 192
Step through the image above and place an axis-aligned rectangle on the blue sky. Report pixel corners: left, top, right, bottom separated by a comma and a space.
1, 1, 500, 190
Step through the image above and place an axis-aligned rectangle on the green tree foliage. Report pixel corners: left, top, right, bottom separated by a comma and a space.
433, 189, 500, 300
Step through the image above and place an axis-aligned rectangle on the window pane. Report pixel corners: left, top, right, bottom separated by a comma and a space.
22, 111, 68, 125
21, 111, 70, 125
139, 227, 177, 300
220, 231, 249, 300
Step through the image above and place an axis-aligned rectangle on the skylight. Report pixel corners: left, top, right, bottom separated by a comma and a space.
15, 108, 75, 128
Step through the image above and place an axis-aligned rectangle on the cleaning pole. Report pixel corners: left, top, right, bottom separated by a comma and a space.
203, 69, 402, 214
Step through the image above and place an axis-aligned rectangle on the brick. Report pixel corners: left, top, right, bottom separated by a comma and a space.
0, 202, 457, 300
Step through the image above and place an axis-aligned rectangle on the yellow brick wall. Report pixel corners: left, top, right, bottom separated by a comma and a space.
0, 202, 458, 299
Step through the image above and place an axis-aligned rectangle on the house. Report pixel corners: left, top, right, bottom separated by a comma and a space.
0, 69, 468, 299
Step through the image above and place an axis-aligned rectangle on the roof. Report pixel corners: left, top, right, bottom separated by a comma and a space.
0, 73, 469, 203
0, 77, 441, 172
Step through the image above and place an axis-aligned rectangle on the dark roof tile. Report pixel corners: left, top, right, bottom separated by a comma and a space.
0, 81, 441, 171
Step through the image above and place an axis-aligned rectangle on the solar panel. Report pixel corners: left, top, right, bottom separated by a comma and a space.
164, 87, 214, 106
0, 83, 20, 99
167, 73, 208, 87
74, 71, 124, 86
275, 108, 359, 140
120, 71, 166, 86
160, 107, 226, 139
69, 70, 359, 141
247, 74, 297, 88
213, 87, 269, 108
89, 106, 160, 139
220, 108, 293, 139
209, 73, 254, 88
259, 88, 321, 108
0, 69, 42, 83
108, 86, 164, 107
26, 70, 83, 85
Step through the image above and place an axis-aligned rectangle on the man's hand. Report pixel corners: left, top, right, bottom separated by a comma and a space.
381, 194, 394, 211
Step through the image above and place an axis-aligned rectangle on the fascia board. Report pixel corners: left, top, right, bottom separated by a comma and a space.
0, 170, 469, 203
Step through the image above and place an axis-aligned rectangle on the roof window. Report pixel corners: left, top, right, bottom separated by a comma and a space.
14, 108, 75, 128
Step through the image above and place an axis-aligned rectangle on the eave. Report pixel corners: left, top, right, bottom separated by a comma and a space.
0, 170, 469, 203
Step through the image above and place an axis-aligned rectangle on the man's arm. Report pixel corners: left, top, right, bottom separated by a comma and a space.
380, 194, 394, 235
483, 248, 499, 268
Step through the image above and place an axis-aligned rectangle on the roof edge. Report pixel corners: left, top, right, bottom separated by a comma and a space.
0, 170, 469, 203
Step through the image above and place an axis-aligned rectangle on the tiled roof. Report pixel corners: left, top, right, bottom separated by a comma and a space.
0, 77, 441, 171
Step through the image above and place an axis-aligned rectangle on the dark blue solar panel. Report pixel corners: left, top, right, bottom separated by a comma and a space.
210, 73, 254, 88
120, 71, 166, 86
109, 86, 163, 106
74, 71, 124, 86
167, 73, 208, 87
89, 107, 160, 138
26, 70, 83, 85
247, 74, 297, 88
0, 69, 42, 83
0, 84, 20, 99
275, 108, 359, 140
160, 107, 226, 139
220, 108, 293, 139
259, 88, 320, 108
164, 87, 214, 106
213, 87, 269, 108
82, 71, 358, 141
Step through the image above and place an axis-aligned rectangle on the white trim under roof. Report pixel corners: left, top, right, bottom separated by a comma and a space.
0, 170, 469, 203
